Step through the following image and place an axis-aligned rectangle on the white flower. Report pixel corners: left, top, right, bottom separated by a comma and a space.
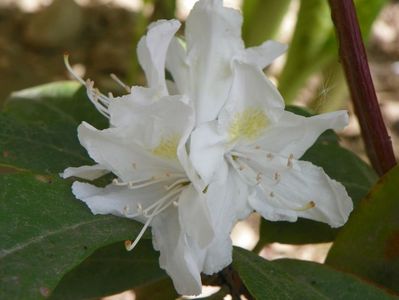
62, 19, 217, 296
165, 0, 287, 124
190, 61, 353, 229
62, 0, 353, 296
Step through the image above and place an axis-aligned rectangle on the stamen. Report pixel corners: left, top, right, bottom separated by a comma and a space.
266, 153, 274, 160
64, 54, 86, 85
294, 201, 316, 211
125, 184, 185, 252
227, 155, 258, 186
125, 215, 153, 251
142, 186, 184, 217
287, 154, 294, 168
273, 172, 281, 182
112, 173, 185, 190
256, 172, 262, 182
64, 54, 112, 118
164, 178, 189, 191
110, 73, 131, 93
269, 191, 274, 197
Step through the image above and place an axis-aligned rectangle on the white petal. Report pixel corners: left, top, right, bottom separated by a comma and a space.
61, 164, 109, 180
185, 0, 244, 123
137, 19, 181, 95
217, 62, 285, 146
202, 168, 252, 274
257, 110, 349, 158
220, 62, 284, 124
152, 207, 205, 295
166, 37, 189, 95
190, 121, 229, 184
245, 154, 353, 227
72, 181, 166, 221
77, 122, 180, 182
235, 40, 287, 69
178, 185, 214, 248
203, 236, 232, 275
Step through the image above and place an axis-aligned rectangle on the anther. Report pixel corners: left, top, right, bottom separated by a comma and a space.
270, 191, 274, 197
294, 201, 316, 211
256, 172, 262, 182
255, 145, 261, 150
273, 172, 281, 182
266, 153, 274, 160
124, 240, 132, 250
132, 162, 137, 169
287, 154, 294, 168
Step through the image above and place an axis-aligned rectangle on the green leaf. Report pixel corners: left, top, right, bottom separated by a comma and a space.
0, 114, 89, 174
52, 240, 164, 299
233, 247, 396, 299
256, 112, 377, 246
134, 278, 178, 300
233, 247, 323, 299
4, 81, 107, 129
0, 172, 142, 299
273, 259, 397, 299
326, 165, 399, 293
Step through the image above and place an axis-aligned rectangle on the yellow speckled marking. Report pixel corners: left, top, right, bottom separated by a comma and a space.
229, 108, 269, 142
152, 135, 180, 159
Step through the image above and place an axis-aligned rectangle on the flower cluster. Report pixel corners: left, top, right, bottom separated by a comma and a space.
62, 0, 353, 295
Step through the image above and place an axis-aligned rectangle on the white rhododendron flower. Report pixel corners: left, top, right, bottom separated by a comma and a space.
190, 61, 353, 227
165, 0, 287, 124
62, 19, 215, 295
62, 0, 353, 296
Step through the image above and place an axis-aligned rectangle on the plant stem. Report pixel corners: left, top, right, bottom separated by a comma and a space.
327, 0, 396, 176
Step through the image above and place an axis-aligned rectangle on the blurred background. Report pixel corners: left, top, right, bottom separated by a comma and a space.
1, 0, 398, 298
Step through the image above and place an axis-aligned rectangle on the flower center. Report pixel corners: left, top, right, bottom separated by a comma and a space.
228, 108, 269, 142
152, 135, 180, 159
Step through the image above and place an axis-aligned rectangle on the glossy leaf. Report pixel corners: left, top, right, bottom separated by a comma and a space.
52, 240, 163, 299
134, 278, 178, 300
274, 259, 397, 299
4, 81, 107, 129
326, 165, 399, 293
233, 247, 396, 299
233, 247, 323, 299
0, 172, 142, 299
0, 114, 89, 174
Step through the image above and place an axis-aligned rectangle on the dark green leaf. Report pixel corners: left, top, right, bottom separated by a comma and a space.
4, 81, 107, 129
274, 259, 397, 299
134, 278, 178, 300
0, 114, 90, 174
326, 165, 399, 294
233, 247, 326, 299
52, 240, 164, 299
0, 172, 142, 299
233, 247, 396, 299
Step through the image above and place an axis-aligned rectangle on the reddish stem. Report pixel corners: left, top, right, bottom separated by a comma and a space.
328, 0, 396, 176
